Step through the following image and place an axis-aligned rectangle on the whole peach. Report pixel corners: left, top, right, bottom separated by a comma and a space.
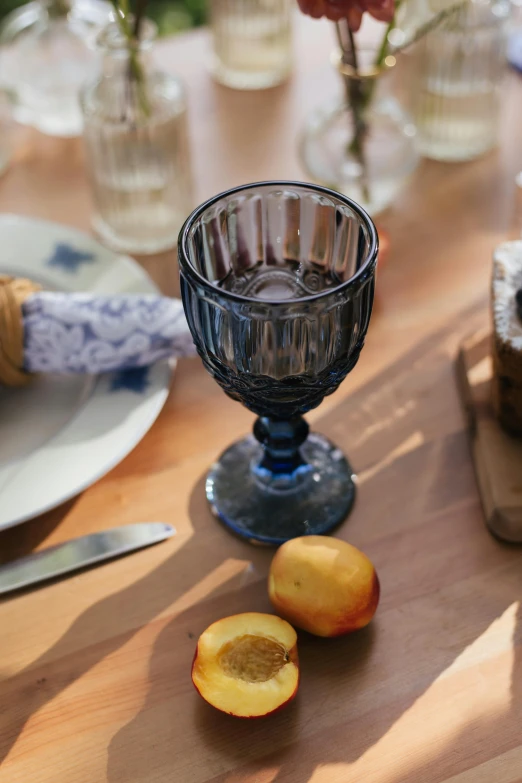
268, 536, 380, 637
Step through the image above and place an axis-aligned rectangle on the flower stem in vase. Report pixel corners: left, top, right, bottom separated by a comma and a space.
335, 21, 370, 205
110, 0, 151, 121
387, 1, 465, 56
130, 0, 150, 116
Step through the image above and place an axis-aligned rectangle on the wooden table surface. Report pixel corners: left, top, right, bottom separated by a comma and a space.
2, 14, 522, 783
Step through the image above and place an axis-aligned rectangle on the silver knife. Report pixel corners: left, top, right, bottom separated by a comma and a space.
0, 522, 175, 595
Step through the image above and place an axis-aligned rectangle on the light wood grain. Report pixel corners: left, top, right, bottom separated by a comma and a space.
1, 13, 522, 783
457, 330, 522, 542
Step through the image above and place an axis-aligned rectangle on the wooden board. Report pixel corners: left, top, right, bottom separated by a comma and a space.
457, 330, 522, 543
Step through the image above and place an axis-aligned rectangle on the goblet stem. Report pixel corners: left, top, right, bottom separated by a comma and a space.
253, 416, 309, 477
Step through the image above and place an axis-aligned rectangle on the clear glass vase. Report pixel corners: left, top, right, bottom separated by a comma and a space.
0, 0, 111, 137
210, 0, 293, 89
299, 51, 419, 216
81, 20, 194, 255
414, 0, 510, 161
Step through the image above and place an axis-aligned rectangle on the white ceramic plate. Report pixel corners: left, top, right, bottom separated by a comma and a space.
0, 215, 173, 531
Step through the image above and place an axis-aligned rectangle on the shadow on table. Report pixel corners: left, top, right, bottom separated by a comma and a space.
181, 598, 522, 783
2, 298, 521, 783
0, 498, 77, 564
0, 486, 275, 768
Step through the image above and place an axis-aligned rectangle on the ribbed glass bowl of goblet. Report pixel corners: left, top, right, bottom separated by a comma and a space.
179, 181, 378, 545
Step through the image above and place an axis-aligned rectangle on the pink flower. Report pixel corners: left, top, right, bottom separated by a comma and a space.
297, 0, 395, 31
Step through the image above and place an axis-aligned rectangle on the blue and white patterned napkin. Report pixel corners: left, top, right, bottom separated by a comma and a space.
22, 292, 196, 375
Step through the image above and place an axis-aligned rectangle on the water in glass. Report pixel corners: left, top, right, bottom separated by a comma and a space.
210, 0, 293, 89
414, 0, 510, 161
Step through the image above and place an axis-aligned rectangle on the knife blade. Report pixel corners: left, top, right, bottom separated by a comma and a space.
0, 522, 175, 595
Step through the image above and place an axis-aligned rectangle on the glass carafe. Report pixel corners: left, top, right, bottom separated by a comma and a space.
0, 0, 111, 137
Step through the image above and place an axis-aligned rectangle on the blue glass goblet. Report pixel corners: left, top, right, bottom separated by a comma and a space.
179, 181, 378, 545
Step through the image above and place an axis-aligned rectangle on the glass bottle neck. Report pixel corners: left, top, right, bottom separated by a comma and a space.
97, 19, 156, 77
42, 0, 72, 17
100, 46, 152, 77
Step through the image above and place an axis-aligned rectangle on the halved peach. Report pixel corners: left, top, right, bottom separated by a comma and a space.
191, 612, 299, 718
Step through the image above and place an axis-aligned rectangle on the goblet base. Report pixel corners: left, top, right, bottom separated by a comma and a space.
206, 432, 356, 546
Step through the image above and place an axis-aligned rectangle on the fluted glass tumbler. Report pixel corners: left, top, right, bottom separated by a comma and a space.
210, 0, 293, 90
179, 182, 378, 545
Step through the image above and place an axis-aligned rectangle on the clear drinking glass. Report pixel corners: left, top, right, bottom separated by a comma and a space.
179, 181, 378, 545
414, 0, 510, 161
82, 20, 193, 254
0, 0, 110, 137
210, 0, 293, 89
